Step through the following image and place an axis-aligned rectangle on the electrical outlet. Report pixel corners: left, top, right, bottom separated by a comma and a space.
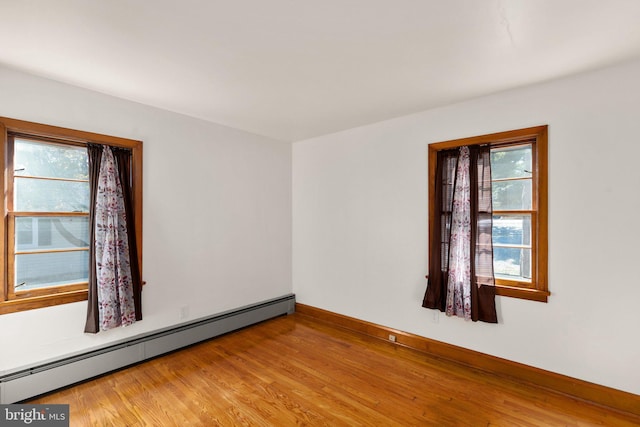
388, 334, 397, 342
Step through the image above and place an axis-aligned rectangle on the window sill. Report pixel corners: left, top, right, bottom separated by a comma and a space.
495, 285, 549, 302
0, 289, 88, 315
425, 275, 549, 303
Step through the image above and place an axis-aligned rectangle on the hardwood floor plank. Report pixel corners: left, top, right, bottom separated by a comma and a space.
28, 313, 640, 426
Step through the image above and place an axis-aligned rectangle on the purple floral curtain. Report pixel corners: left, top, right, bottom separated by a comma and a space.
423, 145, 497, 323
446, 146, 472, 319
84, 145, 140, 333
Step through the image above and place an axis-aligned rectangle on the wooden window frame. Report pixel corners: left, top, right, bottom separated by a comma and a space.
0, 117, 143, 314
428, 125, 548, 302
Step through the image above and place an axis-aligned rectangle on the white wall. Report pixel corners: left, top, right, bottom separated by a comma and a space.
0, 65, 292, 374
293, 59, 640, 395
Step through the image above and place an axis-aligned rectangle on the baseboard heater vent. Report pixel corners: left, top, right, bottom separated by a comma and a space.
0, 294, 295, 404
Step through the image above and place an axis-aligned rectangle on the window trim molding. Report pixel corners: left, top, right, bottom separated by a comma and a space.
428, 125, 548, 302
0, 117, 143, 314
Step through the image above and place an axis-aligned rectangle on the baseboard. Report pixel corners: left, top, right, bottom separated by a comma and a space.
0, 294, 296, 404
295, 303, 640, 419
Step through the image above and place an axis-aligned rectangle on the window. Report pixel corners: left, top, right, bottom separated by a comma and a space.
428, 126, 548, 302
0, 117, 143, 314
11, 139, 89, 297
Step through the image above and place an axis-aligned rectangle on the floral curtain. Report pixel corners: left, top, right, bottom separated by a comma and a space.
446, 146, 473, 319
422, 145, 497, 323
84, 145, 141, 333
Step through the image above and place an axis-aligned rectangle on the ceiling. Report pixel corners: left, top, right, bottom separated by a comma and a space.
1, 0, 640, 142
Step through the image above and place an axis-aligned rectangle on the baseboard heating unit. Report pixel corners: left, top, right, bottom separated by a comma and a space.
0, 294, 296, 404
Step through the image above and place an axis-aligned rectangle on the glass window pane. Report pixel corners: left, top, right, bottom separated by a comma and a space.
16, 216, 89, 251
493, 214, 531, 281
14, 139, 88, 180
492, 215, 531, 246
14, 178, 89, 212
17, 218, 33, 246
490, 145, 532, 180
15, 251, 89, 290
494, 247, 531, 281
492, 179, 532, 210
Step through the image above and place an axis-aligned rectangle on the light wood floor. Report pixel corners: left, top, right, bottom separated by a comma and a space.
29, 313, 639, 426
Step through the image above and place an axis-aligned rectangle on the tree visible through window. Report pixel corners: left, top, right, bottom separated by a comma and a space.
428, 126, 548, 302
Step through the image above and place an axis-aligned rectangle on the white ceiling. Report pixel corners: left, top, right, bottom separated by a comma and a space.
1, 1, 640, 142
